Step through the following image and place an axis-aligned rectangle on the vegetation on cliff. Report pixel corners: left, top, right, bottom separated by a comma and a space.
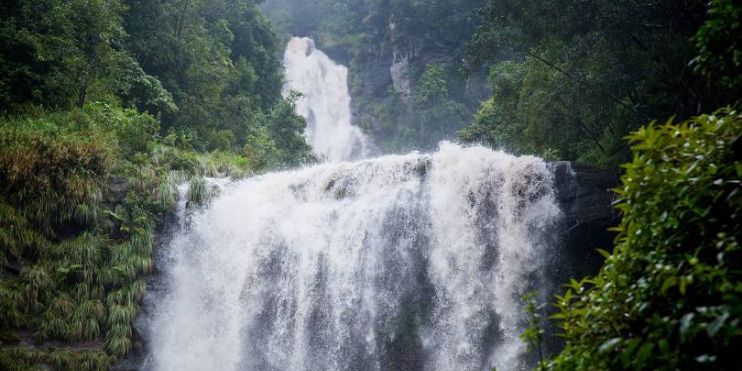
544, 109, 741, 370
461, 0, 741, 166
0, 103, 263, 371
0, 0, 309, 368
513, 1, 741, 369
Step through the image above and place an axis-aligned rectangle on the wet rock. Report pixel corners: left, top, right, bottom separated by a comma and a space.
550, 161, 621, 279
107, 176, 129, 204
542, 161, 620, 357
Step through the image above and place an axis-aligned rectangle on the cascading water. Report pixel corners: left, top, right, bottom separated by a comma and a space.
145, 38, 562, 371
283, 37, 371, 162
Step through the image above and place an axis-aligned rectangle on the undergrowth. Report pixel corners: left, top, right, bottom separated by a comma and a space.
542, 108, 742, 370
0, 103, 256, 368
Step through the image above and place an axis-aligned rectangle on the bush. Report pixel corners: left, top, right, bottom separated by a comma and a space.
544, 109, 742, 370
84, 102, 160, 156
0, 110, 115, 237
0, 106, 170, 365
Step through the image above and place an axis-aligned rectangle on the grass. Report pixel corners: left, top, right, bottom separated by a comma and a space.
0, 103, 260, 368
0, 348, 112, 371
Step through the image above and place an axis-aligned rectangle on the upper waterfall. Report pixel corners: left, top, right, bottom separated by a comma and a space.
283, 37, 371, 162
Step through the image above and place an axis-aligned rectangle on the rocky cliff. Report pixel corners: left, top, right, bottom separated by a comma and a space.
551, 162, 621, 280
541, 162, 620, 356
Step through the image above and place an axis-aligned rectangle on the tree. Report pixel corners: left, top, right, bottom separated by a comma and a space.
123, 0, 307, 154
459, 0, 734, 166
411, 64, 469, 147
692, 0, 742, 95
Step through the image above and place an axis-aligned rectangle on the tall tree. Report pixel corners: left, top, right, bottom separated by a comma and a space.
124, 0, 302, 152
459, 0, 736, 166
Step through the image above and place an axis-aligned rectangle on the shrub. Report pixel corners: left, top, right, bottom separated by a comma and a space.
0, 111, 114, 237
0, 107, 165, 365
544, 109, 742, 370
0, 103, 261, 367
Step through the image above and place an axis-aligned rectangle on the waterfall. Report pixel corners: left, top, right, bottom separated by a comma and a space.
283, 37, 371, 162
145, 37, 562, 371
148, 143, 560, 371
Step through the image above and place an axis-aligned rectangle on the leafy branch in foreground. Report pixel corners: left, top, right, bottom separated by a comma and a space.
543, 108, 742, 370
520, 290, 546, 365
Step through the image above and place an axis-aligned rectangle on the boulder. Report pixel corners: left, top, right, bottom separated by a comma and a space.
107, 175, 129, 204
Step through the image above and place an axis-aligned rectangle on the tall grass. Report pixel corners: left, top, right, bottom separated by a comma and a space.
0, 348, 112, 371
0, 103, 259, 366
0, 107, 164, 364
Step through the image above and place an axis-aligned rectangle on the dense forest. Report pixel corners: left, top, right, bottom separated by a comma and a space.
460, 0, 741, 166
1, 0, 740, 369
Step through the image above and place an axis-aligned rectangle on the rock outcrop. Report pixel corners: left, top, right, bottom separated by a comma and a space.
550, 161, 621, 279
541, 161, 620, 357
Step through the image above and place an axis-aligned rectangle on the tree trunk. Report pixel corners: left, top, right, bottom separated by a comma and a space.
77, 75, 87, 108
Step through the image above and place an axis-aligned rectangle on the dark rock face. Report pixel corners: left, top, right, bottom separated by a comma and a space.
550, 161, 621, 279
541, 161, 620, 357
352, 61, 395, 102
106, 176, 129, 204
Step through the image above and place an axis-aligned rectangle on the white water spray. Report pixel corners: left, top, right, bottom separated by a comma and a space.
149, 144, 560, 371
146, 38, 562, 371
282, 37, 371, 162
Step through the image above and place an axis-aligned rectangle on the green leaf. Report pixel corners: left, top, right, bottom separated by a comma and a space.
596, 248, 612, 259
661, 276, 677, 294
635, 343, 654, 366
707, 311, 729, 337
680, 312, 695, 336
599, 338, 621, 354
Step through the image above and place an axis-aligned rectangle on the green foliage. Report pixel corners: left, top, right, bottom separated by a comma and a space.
0, 105, 261, 366
411, 65, 470, 148
0, 109, 113, 238
459, 61, 526, 152
520, 291, 546, 364
460, 0, 739, 166
0, 107, 157, 363
544, 109, 742, 370
692, 0, 742, 92
124, 0, 310, 154
0, 0, 309, 366
1, 0, 309, 161
0, 348, 112, 371
263, 93, 312, 166
0, 0, 172, 111
187, 177, 208, 206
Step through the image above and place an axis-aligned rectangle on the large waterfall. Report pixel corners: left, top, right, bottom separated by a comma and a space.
146, 38, 562, 371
